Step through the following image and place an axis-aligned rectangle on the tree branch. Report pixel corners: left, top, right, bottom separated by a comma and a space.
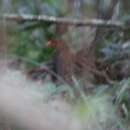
1, 13, 125, 30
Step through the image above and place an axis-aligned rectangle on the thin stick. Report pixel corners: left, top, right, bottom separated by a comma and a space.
1, 13, 125, 29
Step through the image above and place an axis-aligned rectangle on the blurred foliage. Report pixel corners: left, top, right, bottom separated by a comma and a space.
1, 0, 130, 129
6, 0, 68, 65
9, 28, 56, 63
11, 0, 65, 15
5, 0, 124, 64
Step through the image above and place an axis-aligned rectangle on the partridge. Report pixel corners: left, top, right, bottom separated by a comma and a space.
47, 39, 96, 88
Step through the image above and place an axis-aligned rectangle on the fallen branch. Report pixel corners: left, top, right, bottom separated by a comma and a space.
1, 13, 125, 30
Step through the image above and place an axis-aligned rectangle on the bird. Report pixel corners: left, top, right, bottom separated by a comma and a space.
47, 39, 96, 88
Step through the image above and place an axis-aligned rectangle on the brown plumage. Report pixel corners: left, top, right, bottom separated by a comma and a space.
47, 39, 96, 87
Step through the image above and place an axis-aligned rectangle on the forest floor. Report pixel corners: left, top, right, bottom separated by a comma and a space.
0, 58, 124, 130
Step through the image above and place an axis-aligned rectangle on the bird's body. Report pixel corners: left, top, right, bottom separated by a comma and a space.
47, 39, 96, 88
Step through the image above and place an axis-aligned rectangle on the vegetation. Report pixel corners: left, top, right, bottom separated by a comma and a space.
0, 0, 130, 130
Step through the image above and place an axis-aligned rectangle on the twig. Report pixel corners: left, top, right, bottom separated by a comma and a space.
1, 13, 125, 29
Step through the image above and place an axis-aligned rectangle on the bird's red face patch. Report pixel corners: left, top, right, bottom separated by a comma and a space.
47, 39, 59, 48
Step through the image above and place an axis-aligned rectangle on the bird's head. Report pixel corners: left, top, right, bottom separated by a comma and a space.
47, 39, 64, 49
47, 39, 59, 48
